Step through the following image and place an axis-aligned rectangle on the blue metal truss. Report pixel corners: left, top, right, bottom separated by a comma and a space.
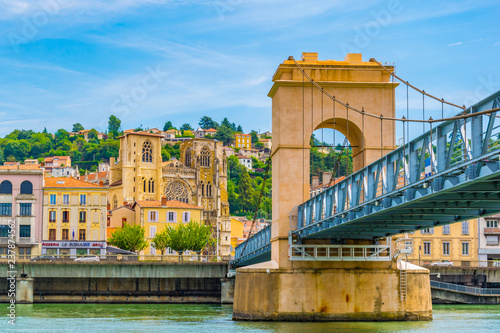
232, 224, 271, 268
233, 91, 500, 267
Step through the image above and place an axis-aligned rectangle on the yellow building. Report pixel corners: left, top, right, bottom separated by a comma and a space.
234, 133, 251, 149
132, 197, 204, 255
399, 220, 478, 266
107, 205, 135, 239
259, 138, 272, 150
230, 217, 244, 256
42, 177, 107, 256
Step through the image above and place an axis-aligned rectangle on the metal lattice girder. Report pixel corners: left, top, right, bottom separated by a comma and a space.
294, 93, 500, 240
232, 224, 271, 268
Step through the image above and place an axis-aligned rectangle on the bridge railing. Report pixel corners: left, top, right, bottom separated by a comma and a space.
295, 98, 500, 239
1, 254, 229, 263
232, 224, 271, 266
430, 280, 500, 295
407, 259, 500, 268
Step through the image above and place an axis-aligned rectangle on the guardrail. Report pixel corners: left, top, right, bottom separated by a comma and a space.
0, 254, 230, 263
431, 280, 500, 295
407, 259, 500, 268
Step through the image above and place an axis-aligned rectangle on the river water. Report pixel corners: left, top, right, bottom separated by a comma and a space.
1, 304, 499, 332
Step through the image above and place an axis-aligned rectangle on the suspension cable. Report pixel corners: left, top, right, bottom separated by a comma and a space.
289, 56, 500, 124
370, 58, 466, 110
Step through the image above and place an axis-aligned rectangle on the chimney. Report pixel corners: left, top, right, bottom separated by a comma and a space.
322, 172, 332, 187
311, 176, 319, 189
161, 196, 167, 206
107, 202, 110, 210
301, 52, 318, 62
344, 53, 362, 63
99, 179, 104, 186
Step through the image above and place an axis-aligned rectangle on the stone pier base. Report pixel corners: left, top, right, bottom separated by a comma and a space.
16, 278, 34, 304
233, 261, 432, 321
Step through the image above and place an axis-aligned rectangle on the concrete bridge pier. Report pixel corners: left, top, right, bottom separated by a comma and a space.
233, 261, 431, 321
16, 278, 34, 304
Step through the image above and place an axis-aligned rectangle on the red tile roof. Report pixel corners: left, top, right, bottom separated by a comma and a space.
79, 171, 107, 181
44, 177, 105, 188
0, 164, 42, 170
134, 200, 203, 210
310, 176, 346, 191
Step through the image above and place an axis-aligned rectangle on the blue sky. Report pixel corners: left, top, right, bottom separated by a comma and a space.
0, 0, 499, 139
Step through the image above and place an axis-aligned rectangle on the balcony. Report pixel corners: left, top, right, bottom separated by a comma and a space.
484, 228, 500, 235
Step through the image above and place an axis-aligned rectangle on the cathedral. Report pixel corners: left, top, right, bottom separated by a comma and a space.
109, 131, 231, 256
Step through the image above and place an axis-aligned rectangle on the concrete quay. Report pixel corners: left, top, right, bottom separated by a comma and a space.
0, 262, 230, 304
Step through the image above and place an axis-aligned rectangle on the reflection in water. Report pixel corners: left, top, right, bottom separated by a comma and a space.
2, 304, 500, 332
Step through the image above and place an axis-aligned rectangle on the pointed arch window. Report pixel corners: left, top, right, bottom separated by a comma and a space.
200, 147, 210, 167
185, 148, 191, 167
147, 178, 154, 193
142, 140, 153, 163
112, 195, 118, 209
142, 177, 146, 193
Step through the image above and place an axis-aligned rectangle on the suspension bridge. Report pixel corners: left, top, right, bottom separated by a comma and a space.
231, 53, 500, 322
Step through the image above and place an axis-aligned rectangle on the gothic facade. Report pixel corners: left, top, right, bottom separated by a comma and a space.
109, 132, 231, 255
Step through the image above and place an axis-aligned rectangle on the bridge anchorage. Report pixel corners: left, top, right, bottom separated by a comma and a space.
233, 52, 500, 322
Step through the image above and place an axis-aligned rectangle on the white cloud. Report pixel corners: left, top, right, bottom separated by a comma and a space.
448, 42, 463, 46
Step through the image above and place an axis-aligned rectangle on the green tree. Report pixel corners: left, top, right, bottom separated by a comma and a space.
237, 170, 255, 212
227, 179, 239, 212
255, 142, 264, 149
164, 223, 190, 260
108, 223, 147, 253
72, 123, 84, 132
221, 117, 232, 128
108, 115, 121, 135
181, 130, 194, 138
180, 123, 193, 131
151, 231, 170, 259
161, 145, 171, 161
55, 129, 69, 142
87, 129, 99, 141
199, 116, 218, 130
163, 121, 174, 131
236, 125, 243, 133
214, 125, 234, 146
4, 140, 31, 161
250, 130, 259, 144
186, 221, 213, 254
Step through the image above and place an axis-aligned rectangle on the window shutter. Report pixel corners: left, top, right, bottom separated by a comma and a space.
174, 212, 177, 222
